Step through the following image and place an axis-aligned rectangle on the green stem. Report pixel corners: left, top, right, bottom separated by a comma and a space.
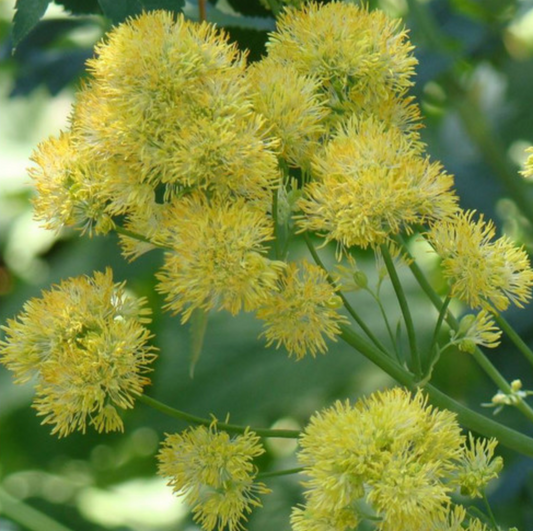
380, 245, 421, 377
257, 467, 304, 479
138, 394, 300, 439
372, 291, 402, 361
396, 235, 533, 424
493, 312, 533, 368
482, 492, 498, 530
303, 233, 390, 356
339, 324, 533, 458
114, 225, 166, 249
198, 0, 207, 21
0, 487, 74, 531
423, 294, 452, 376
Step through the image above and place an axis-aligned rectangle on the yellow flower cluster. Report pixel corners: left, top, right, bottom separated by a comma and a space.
453, 310, 502, 353
31, 10, 279, 243
428, 210, 533, 311
257, 261, 347, 359
293, 388, 502, 531
0, 269, 156, 436
297, 116, 456, 249
158, 425, 269, 531
246, 2, 457, 253
155, 194, 285, 321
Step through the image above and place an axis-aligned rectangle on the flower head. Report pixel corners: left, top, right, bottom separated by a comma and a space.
156, 194, 285, 321
453, 434, 503, 498
0, 269, 156, 436
30, 131, 114, 235
256, 260, 347, 359
80, 11, 279, 205
453, 310, 502, 353
428, 210, 533, 311
247, 60, 329, 168
158, 425, 269, 531
293, 388, 494, 531
297, 117, 457, 250
266, 2, 417, 123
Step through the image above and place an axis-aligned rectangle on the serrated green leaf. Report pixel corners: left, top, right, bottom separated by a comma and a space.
189, 308, 209, 378
12, 0, 52, 50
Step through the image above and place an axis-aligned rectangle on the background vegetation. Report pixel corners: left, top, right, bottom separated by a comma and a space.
3, 0, 533, 529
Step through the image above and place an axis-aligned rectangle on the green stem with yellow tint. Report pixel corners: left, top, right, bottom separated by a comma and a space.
138, 394, 300, 439
338, 324, 533, 458
0, 487, 74, 531
380, 244, 421, 377
395, 235, 533, 424
257, 467, 304, 479
493, 312, 533, 369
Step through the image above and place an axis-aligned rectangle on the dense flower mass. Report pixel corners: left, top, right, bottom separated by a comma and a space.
293, 388, 502, 531
30, 131, 114, 235
265, 2, 417, 127
428, 210, 533, 311
158, 425, 269, 531
0, 269, 156, 436
256, 260, 347, 358
247, 60, 329, 167
29, 10, 280, 244
156, 194, 285, 321
297, 117, 457, 250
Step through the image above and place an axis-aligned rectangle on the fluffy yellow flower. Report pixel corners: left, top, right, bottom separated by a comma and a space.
453, 434, 503, 498
158, 425, 269, 531
80, 11, 279, 206
453, 310, 502, 353
266, 2, 417, 123
298, 117, 457, 250
30, 131, 114, 235
247, 60, 329, 167
256, 260, 347, 359
428, 210, 533, 311
294, 388, 477, 531
156, 194, 285, 321
0, 269, 156, 436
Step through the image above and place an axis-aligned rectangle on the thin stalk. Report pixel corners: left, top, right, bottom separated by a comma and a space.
198, 0, 207, 21
370, 290, 402, 361
493, 312, 533, 368
395, 235, 533, 423
380, 244, 421, 377
482, 492, 498, 530
303, 232, 390, 355
0, 487, 74, 531
257, 467, 304, 479
339, 324, 533, 458
114, 225, 166, 249
424, 294, 452, 375
138, 394, 300, 439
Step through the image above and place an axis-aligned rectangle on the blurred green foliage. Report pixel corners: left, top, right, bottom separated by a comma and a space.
3, 0, 533, 529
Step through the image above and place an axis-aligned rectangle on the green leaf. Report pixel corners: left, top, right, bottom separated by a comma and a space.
189, 308, 209, 378
12, 0, 51, 50
97, 0, 185, 25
